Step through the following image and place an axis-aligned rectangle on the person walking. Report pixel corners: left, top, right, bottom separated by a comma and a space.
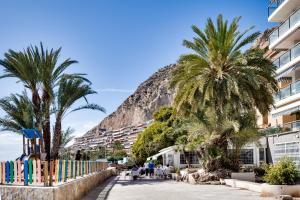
144, 162, 149, 176
148, 159, 155, 178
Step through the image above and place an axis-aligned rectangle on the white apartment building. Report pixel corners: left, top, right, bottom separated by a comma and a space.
259, 0, 300, 169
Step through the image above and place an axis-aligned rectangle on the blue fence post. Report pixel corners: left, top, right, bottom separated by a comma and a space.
24, 160, 28, 186
59, 160, 62, 182
5, 161, 9, 183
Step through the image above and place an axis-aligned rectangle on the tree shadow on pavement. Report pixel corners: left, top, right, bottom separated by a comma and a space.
116, 177, 171, 186
82, 176, 119, 200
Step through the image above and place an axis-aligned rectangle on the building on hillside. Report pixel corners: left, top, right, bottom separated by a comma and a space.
72, 120, 153, 153
256, 0, 300, 169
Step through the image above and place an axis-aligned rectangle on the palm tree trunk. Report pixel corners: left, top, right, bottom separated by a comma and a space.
42, 91, 51, 161
51, 115, 62, 159
32, 90, 41, 130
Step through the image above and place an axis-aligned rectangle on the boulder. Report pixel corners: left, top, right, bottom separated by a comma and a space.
277, 195, 293, 200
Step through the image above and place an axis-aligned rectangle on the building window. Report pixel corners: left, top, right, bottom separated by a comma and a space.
240, 149, 254, 164
180, 152, 198, 164
274, 142, 300, 169
259, 148, 265, 162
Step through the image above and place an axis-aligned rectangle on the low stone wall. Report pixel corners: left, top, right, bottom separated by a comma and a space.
0, 170, 114, 200
224, 179, 262, 193
231, 172, 255, 182
261, 184, 300, 197
225, 179, 300, 197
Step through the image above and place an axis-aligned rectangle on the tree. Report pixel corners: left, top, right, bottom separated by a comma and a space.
60, 127, 75, 148
132, 107, 187, 164
170, 15, 277, 171
171, 15, 277, 117
0, 43, 87, 160
0, 92, 34, 133
0, 43, 105, 160
51, 78, 105, 159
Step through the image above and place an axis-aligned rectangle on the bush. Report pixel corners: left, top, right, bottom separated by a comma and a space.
263, 158, 299, 185
253, 167, 265, 177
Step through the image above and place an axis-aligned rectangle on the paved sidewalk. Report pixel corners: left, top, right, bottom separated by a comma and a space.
83, 175, 274, 200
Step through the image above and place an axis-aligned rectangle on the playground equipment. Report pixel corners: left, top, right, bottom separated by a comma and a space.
19, 129, 44, 161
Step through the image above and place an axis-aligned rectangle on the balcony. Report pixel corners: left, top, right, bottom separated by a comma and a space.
269, 8, 300, 49
283, 120, 300, 132
273, 43, 300, 73
275, 80, 300, 102
268, 0, 300, 22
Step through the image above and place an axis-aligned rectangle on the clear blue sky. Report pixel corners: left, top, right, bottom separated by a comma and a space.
0, 0, 274, 160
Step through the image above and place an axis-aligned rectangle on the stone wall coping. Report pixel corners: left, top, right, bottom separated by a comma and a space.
0, 170, 109, 189
225, 178, 300, 197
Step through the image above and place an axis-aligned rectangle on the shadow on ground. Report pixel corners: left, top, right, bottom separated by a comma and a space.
116, 177, 171, 186
82, 176, 119, 200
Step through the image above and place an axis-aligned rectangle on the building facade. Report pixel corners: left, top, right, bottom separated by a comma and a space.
256, 0, 300, 168
72, 120, 153, 153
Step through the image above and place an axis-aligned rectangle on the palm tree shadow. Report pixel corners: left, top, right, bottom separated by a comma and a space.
82, 176, 119, 200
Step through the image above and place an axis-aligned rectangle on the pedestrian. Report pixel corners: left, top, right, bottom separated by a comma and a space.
148, 159, 155, 177
131, 165, 139, 180
144, 162, 149, 176
75, 150, 81, 160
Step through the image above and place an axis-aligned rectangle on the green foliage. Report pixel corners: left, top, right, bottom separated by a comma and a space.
171, 15, 277, 117
132, 106, 187, 164
60, 127, 75, 148
263, 158, 299, 185
153, 107, 174, 122
169, 15, 277, 172
0, 92, 34, 133
0, 43, 105, 160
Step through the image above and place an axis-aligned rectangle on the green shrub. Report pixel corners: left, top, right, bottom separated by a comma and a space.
263, 158, 299, 185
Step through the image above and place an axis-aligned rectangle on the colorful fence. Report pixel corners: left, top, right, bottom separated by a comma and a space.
0, 160, 108, 187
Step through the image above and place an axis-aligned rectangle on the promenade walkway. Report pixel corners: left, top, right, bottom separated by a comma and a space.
83, 173, 273, 200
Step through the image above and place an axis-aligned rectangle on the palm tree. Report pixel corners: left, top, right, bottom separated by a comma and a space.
0, 43, 89, 160
171, 15, 277, 117
51, 78, 105, 159
0, 47, 41, 132
170, 15, 277, 171
60, 127, 75, 148
0, 92, 34, 133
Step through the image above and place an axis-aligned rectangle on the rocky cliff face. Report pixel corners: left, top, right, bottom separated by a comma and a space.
99, 64, 176, 130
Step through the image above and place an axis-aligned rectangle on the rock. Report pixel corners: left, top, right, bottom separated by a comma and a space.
188, 174, 197, 185
98, 64, 176, 130
219, 178, 226, 185
190, 169, 231, 184
208, 181, 221, 185
277, 195, 293, 200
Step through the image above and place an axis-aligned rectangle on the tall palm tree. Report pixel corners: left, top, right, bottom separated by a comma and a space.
0, 48, 41, 131
171, 15, 278, 117
60, 127, 75, 148
0, 43, 88, 160
51, 78, 105, 159
0, 92, 34, 133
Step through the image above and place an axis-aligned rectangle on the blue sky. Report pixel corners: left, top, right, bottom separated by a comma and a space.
0, 0, 274, 160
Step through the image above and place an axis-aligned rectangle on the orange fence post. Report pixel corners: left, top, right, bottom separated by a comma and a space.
17, 160, 21, 184
37, 160, 41, 184
49, 161, 54, 186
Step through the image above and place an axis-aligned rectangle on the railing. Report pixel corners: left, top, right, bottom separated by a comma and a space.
269, 8, 300, 46
283, 120, 300, 132
273, 43, 300, 68
275, 80, 300, 101
0, 159, 108, 187
268, 0, 285, 17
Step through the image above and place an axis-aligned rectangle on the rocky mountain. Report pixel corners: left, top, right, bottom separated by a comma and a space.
98, 64, 176, 130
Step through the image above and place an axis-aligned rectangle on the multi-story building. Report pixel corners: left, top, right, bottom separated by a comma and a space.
72, 120, 153, 154
256, 0, 300, 168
